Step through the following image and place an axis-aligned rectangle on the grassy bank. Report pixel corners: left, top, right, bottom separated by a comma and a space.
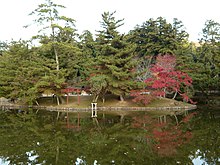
37, 95, 192, 109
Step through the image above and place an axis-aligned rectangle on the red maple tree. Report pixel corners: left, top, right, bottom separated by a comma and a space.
131, 54, 195, 105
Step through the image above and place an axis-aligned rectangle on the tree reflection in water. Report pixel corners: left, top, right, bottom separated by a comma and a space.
0, 108, 219, 165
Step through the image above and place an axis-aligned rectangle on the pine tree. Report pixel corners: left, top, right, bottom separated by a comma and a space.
27, 0, 83, 88
77, 30, 97, 85
26, 0, 78, 72
127, 17, 189, 84
0, 41, 65, 105
127, 17, 188, 58
176, 20, 220, 94
92, 11, 137, 101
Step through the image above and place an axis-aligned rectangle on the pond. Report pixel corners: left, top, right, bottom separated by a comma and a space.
0, 105, 219, 165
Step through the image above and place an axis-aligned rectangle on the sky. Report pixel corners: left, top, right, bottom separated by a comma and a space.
0, 0, 220, 42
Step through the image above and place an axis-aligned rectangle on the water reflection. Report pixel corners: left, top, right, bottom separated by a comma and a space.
0, 158, 9, 165
185, 108, 220, 165
0, 108, 219, 165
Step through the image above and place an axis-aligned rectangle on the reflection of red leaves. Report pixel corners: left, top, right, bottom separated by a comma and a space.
182, 112, 197, 123
131, 115, 154, 128
152, 124, 193, 156
131, 113, 194, 156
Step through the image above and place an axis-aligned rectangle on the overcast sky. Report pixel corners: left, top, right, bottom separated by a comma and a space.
0, 0, 220, 42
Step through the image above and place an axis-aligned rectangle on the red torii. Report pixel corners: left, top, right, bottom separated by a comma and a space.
61, 87, 81, 105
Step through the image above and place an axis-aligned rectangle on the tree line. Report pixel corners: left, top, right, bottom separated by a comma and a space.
0, 0, 219, 105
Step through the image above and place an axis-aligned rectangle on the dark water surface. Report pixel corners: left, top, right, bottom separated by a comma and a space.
0, 106, 219, 165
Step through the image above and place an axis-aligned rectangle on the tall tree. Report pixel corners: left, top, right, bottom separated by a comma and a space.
131, 55, 194, 105
27, 0, 84, 90
77, 30, 97, 85
146, 54, 193, 101
197, 20, 220, 92
91, 11, 137, 101
26, 0, 77, 72
177, 20, 220, 94
127, 17, 189, 58
127, 17, 189, 84
0, 41, 65, 105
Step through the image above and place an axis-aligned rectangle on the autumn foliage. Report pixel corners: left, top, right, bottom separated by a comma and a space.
131, 54, 194, 105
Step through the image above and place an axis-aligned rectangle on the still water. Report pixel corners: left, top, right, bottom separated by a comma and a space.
0, 106, 219, 165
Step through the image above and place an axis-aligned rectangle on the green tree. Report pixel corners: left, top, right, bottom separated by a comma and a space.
79, 30, 96, 58
73, 30, 97, 86
127, 17, 189, 85
128, 17, 189, 58
92, 11, 137, 101
177, 20, 220, 95
27, 0, 84, 89
0, 41, 65, 105
26, 0, 78, 72
199, 20, 220, 74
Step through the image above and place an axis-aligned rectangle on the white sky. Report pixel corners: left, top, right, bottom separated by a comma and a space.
0, 0, 220, 42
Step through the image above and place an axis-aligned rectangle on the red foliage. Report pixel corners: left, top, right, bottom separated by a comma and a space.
147, 68, 192, 95
130, 90, 155, 105
61, 87, 80, 93
132, 54, 194, 105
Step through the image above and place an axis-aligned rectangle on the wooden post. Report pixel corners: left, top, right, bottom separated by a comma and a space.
91, 103, 97, 117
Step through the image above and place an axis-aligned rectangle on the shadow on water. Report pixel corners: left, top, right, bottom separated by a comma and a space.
0, 103, 219, 165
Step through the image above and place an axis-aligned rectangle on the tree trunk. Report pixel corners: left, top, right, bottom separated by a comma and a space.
54, 46, 59, 71
35, 100, 39, 106
172, 90, 178, 99
51, 24, 59, 71
56, 96, 60, 105
163, 88, 166, 98
93, 95, 99, 102
102, 96, 105, 103
119, 95, 124, 101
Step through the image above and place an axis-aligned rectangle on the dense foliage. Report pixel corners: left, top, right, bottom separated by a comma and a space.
131, 55, 194, 105
90, 11, 138, 102
0, 0, 219, 105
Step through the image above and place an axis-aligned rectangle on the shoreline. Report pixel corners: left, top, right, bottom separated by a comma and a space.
0, 103, 197, 113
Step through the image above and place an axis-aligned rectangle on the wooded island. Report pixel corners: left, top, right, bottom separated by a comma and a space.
0, 0, 219, 107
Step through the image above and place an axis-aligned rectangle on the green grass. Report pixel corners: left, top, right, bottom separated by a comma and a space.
38, 94, 193, 109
